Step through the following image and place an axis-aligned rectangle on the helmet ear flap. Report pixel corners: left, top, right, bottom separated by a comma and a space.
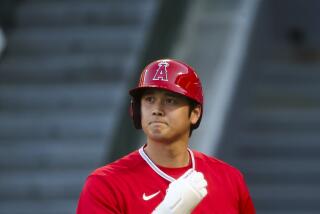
130, 98, 142, 129
192, 113, 202, 129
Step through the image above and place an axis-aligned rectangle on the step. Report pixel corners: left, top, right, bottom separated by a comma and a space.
254, 82, 320, 96
263, 44, 320, 63
0, 111, 116, 140
235, 132, 320, 145
16, 1, 155, 27
6, 27, 141, 55
252, 84, 320, 110
23, 0, 148, 3
0, 54, 130, 84
235, 159, 320, 185
0, 169, 89, 200
201, 0, 242, 14
0, 139, 109, 170
236, 133, 320, 148
253, 82, 320, 96
221, 132, 320, 161
250, 183, 320, 200
241, 109, 320, 132
250, 184, 320, 211
0, 83, 125, 112
255, 62, 320, 85
257, 211, 320, 214
234, 140, 320, 159
0, 199, 78, 214
243, 109, 320, 123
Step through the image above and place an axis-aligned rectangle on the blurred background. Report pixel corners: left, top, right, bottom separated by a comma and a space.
0, 0, 320, 213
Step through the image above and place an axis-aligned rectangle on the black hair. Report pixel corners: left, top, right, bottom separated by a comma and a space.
187, 98, 201, 137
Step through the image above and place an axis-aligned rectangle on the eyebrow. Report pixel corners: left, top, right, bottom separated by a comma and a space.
145, 93, 187, 104
164, 93, 180, 98
142, 90, 178, 97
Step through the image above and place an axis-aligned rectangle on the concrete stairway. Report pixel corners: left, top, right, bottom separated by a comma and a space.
218, 1, 320, 213
220, 60, 320, 214
0, 0, 158, 213
169, 0, 260, 158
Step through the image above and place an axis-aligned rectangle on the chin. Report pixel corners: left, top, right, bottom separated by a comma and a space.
149, 133, 170, 143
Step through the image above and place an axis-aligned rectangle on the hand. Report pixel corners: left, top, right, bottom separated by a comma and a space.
153, 169, 208, 214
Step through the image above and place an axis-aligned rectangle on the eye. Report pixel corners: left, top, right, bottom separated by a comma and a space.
143, 95, 155, 103
165, 97, 177, 105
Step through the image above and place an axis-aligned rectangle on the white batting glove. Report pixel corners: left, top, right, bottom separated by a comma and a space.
153, 169, 208, 214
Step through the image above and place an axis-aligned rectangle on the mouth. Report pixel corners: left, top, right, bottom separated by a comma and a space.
149, 121, 168, 125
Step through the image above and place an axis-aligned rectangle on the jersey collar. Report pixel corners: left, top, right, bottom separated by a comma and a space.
138, 145, 196, 182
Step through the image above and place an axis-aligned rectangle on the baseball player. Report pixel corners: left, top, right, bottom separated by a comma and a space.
76, 59, 255, 213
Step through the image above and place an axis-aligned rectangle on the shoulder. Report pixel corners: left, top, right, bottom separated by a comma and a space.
90, 150, 143, 179
82, 150, 143, 195
192, 150, 250, 194
77, 152, 143, 213
192, 150, 244, 179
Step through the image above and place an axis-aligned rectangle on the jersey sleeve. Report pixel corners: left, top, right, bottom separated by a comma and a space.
238, 173, 256, 214
76, 174, 122, 214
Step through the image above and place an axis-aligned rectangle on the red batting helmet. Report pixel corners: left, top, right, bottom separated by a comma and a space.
129, 59, 203, 129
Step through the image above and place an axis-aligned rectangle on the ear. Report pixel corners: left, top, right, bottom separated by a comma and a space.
190, 105, 202, 125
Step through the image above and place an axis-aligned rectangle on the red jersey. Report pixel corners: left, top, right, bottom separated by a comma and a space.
77, 147, 255, 214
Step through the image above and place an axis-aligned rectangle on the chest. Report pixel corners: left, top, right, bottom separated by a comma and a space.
118, 174, 168, 214
116, 171, 240, 214
193, 174, 240, 213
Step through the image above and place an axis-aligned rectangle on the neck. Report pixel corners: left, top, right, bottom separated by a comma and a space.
144, 139, 190, 168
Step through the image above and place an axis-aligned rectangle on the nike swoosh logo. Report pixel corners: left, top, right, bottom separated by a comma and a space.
143, 191, 160, 201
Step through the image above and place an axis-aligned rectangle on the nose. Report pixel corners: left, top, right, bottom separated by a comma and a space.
152, 109, 164, 116
152, 101, 164, 116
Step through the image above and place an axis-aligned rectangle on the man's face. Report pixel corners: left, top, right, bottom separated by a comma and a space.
140, 89, 201, 143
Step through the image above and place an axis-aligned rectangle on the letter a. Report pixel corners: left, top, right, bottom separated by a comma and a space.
153, 62, 169, 81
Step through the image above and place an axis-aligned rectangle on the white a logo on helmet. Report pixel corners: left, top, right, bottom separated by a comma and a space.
153, 61, 169, 81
